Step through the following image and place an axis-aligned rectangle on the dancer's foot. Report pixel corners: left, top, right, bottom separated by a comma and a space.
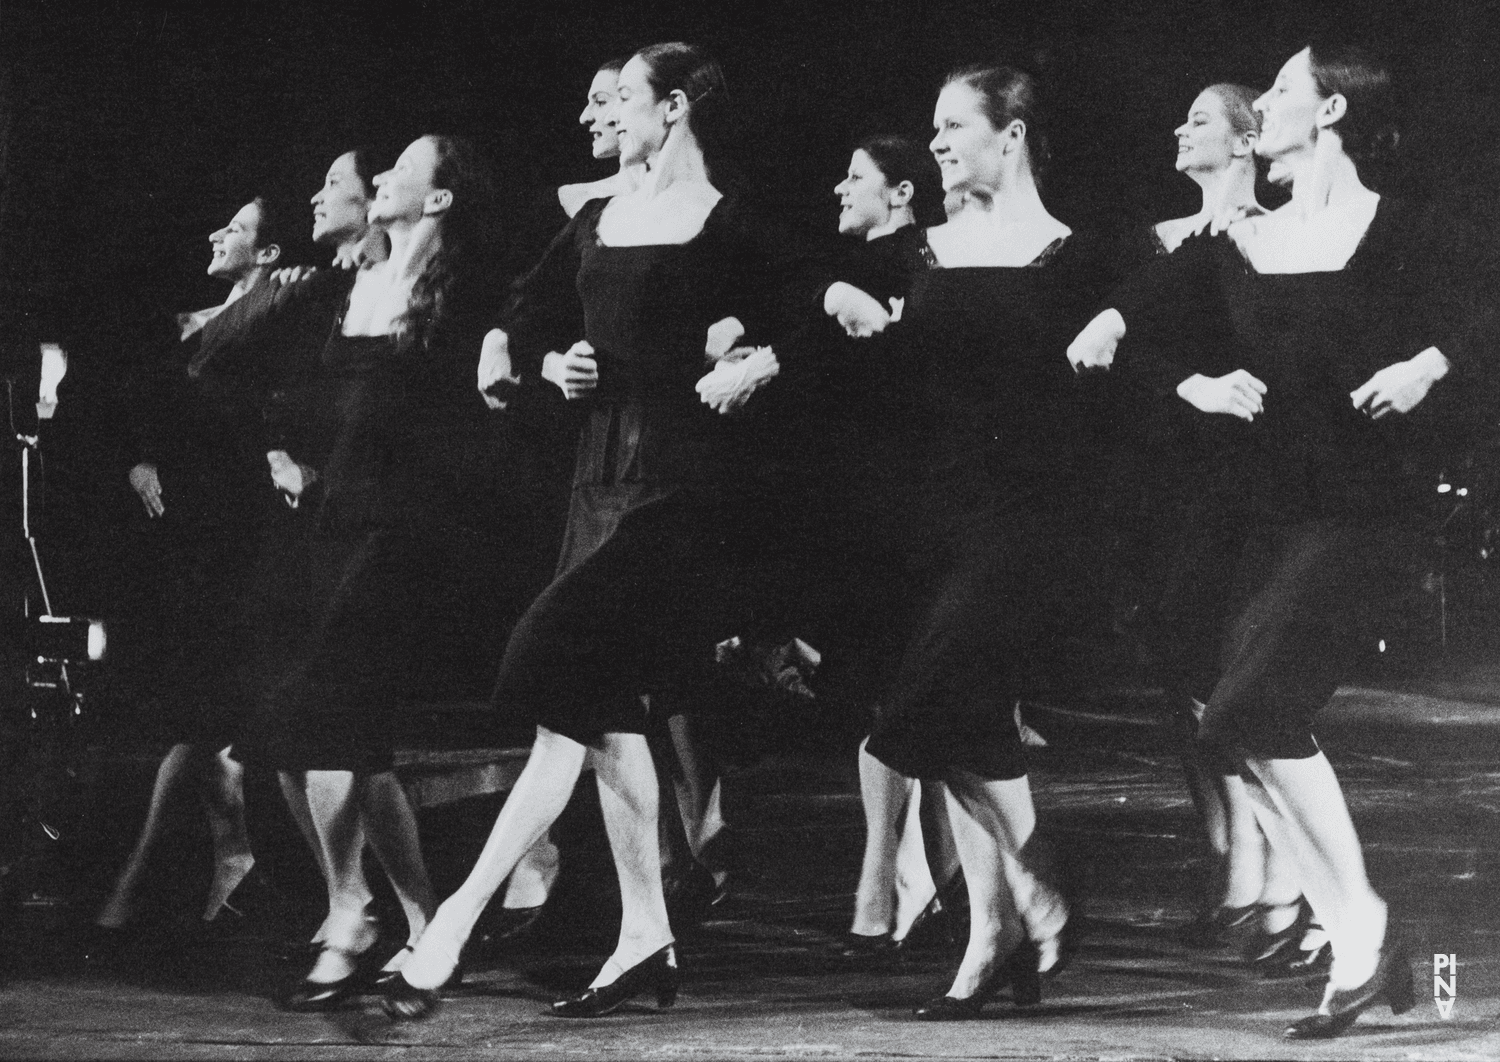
550, 944, 678, 1018
1284, 937, 1414, 1039
382, 913, 467, 1022
281, 911, 379, 1012
914, 938, 1038, 1019
202, 853, 255, 921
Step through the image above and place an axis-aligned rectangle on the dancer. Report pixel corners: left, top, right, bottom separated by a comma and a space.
828, 64, 1113, 1018
254, 149, 397, 962
1070, 42, 1460, 1038
98, 197, 288, 945
237, 135, 498, 1011
484, 55, 650, 944
391, 41, 796, 1021
814, 135, 962, 955
1117, 84, 1315, 964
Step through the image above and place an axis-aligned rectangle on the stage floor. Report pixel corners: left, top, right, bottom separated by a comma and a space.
2, 682, 1498, 1061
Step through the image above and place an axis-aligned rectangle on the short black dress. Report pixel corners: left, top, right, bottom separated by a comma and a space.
494, 195, 796, 746
1115, 201, 1477, 758
864, 233, 1117, 780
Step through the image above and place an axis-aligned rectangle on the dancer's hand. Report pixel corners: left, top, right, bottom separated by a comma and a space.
824, 282, 891, 338
270, 264, 318, 286
697, 347, 779, 413
1351, 347, 1449, 420
1177, 370, 1267, 421
267, 450, 317, 505
128, 462, 164, 517
541, 341, 599, 400
706, 317, 746, 362
1068, 309, 1125, 372
477, 328, 521, 410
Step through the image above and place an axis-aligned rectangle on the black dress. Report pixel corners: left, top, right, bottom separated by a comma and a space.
494, 195, 796, 746
1115, 200, 1476, 758
124, 289, 296, 746
864, 233, 1117, 780
237, 288, 541, 770
748, 224, 931, 711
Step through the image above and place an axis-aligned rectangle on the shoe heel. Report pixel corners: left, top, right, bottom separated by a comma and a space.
1387, 958, 1416, 1015
656, 947, 679, 1008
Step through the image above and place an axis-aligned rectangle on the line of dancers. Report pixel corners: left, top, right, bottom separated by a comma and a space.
93, 36, 1488, 1042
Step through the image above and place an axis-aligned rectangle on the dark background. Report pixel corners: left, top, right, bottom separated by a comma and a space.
2, 0, 1499, 719
2, 0, 1498, 349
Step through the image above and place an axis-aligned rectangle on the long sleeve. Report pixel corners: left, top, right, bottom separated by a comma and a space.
499, 206, 588, 382
1108, 230, 1228, 401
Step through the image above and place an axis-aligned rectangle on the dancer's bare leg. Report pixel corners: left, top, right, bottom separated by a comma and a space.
280, 770, 371, 944
201, 746, 255, 920
399, 726, 587, 989
851, 737, 912, 937
1242, 753, 1387, 999
359, 771, 435, 953
891, 780, 937, 941
940, 778, 1027, 999
665, 714, 726, 884
1218, 772, 1273, 908
96, 742, 196, 928
500, 832, 560, 910
304, 770, 376, 983
589, 731, 674, 987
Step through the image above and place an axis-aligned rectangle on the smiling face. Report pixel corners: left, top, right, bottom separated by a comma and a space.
1253, 48, 1326, 160
1174, 89, 1245, 174
610, 55, 672, 168
929, 81, 1007, 194
369, 137, 440, 227
207, 201, 266, 280
311, 152, 373, 245
834, 150, 899, 237
580, 69, 621, 160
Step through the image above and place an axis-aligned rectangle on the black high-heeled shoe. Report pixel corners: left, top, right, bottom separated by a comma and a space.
1246, 901, 1310, 976
839, 930, 898, 960
281, 944, 383, 1012
1283, 939, 1415, 1040
381, 953, 465, 1021
550, 944, 678, 1018
1181, 903, 1260, 949
913, 939, 1041, 1020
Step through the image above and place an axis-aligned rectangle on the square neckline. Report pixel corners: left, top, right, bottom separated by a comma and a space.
588, 193, 727, 251
1226, 197, 1383, 277
917, 231, 1069, 271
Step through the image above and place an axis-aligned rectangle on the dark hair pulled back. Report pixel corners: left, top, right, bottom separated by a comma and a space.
941, 63, 1051, 179
856, 134, 945, 227
633, 42, 732, 183
398, 135, 498, 353
1306, 41, 1399, 163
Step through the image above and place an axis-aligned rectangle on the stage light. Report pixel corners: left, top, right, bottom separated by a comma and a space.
29, 615, 107, 664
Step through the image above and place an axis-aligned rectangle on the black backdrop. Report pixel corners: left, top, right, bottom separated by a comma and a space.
2, 0, 1498, 352
1, 0, 1498, 732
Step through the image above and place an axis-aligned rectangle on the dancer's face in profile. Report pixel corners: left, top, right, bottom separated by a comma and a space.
929, 82, 1007, 195
835, 150, 898, 237
611, 55, 671, 168
370, 137, 440, 227
311, 152, 373, 245
1175, 90, 1245, 174
207, 201, 266, 280
1254, 48, 1325, 160
581, 69, 622, 160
